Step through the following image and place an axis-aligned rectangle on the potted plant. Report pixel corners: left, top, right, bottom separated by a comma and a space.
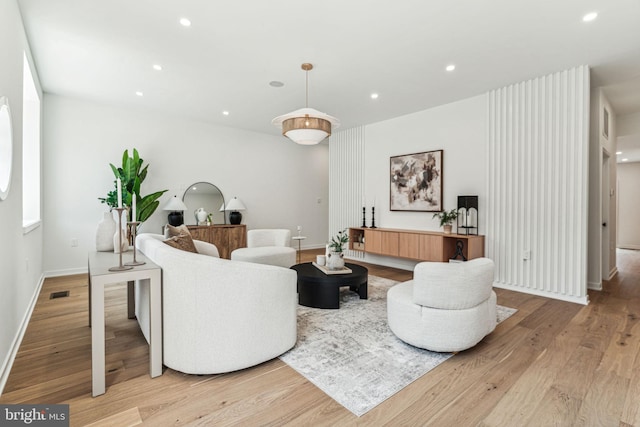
98, 148, 168, 222
327, 229, 349, 270
432, 209, 458, 234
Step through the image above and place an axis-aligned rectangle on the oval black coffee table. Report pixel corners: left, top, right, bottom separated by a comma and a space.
291, 262, 368, 309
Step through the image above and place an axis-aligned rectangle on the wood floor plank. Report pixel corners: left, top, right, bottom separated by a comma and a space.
1, 248, 640, 426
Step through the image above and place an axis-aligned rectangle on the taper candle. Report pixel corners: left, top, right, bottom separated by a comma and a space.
116, 178, 122, 208
132, 193, 137, 222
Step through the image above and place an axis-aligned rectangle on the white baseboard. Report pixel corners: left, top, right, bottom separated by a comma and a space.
588, 280, 603, 291
606, 267, 618, 281
492, 281, 589, 305
44, 267, 87, 278
617, 244, 640, 250
0, 273, 45, 396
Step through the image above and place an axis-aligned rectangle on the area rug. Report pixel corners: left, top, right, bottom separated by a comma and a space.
279, 276, 517, 417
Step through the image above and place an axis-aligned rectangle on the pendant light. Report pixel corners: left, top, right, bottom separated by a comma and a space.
272, 63, 340, 145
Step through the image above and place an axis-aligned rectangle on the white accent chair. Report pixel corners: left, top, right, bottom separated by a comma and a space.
387, 258, 497, 352
230, 229, 297, 268
135, 233, 297, 374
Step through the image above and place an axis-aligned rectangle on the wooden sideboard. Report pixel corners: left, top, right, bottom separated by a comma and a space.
349, 227, 484, 262
187, 224, 247, 259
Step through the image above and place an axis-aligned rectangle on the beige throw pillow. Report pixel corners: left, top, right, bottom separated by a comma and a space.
164, 224, 198, 253
163, 234, 198, 253
167, 224, 192, 238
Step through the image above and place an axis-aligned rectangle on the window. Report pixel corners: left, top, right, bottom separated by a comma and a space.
22, 52, 41, 232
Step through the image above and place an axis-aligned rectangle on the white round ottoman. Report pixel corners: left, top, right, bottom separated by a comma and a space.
231, 246, 296, 268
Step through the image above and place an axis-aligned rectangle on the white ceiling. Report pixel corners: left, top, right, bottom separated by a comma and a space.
17, 0, 640, 148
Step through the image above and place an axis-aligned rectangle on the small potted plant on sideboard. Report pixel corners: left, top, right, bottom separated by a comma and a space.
432, 209, 458, 234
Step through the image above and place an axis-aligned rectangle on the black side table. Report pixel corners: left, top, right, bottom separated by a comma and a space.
291, 262, 368, 309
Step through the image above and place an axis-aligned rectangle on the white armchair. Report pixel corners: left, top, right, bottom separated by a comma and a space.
135, 233, 297, 374
231, 229, 297, 268
387, 258, 497, 352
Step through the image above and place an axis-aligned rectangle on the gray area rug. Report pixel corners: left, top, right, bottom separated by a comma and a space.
279, 275, 517, 416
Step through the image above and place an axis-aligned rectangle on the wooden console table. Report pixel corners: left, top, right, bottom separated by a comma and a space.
349, 227, 484, 262
186, 224, 246, 259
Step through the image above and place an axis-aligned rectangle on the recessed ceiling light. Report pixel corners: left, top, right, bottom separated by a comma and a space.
153, 64, 162, 71
180, 17, 192, 27
135, 91, 143, 97
616, 151, 622, 155
269, 81, 284, 87
582, 12, 598, 22
371, 93, 379, 99
446, 64, 456, 72
622, 158, 629, 162
222, 111, 230, 116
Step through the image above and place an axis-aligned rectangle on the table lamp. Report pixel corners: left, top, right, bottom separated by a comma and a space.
225, 197, 246, 225
163, 195, 188, 226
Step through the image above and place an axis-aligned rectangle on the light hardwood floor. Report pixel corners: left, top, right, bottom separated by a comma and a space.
2, 249, 640, 426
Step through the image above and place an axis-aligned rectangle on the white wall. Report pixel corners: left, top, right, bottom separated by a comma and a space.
0, 0, 44, 394
617, 161, 640, 249
42, 95, 329, 275
487, 67, 590, 305
332, 95, 486, 270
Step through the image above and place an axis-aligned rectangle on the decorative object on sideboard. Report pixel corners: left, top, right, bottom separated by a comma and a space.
225, 197, 246, 225
272, 63, 340, 145
390, 150, 443, 212
450, 240, 467, 261
370, 205, 377, 228
163, 195, 189, 226
96, 211, 117, 251
327, 229, 349, 270
0, 96, 13, 201
98, 148, 167, 222
195, 207, 208, 225
457, 195, 478, 235
432, 208, 458, 234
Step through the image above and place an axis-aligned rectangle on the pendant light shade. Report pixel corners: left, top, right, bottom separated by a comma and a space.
272, 64, 340, 145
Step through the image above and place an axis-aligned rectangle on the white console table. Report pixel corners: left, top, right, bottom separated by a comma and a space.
88, 251, 162, 397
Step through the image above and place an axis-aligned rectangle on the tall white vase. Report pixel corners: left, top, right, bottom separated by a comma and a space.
113, 210, 129, 253
96, 211, 116, 251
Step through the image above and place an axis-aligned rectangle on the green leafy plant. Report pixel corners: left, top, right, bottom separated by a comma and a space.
432, 209, 458, 227
329, 229, 349, 253
98, 148, 168, 222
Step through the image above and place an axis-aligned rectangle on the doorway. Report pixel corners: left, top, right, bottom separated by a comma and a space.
602, 149, 610, 280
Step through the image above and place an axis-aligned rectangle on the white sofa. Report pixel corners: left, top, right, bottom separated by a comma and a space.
231, 229, 296, 268
135, 233, 297, 374
387, 258, 497, 352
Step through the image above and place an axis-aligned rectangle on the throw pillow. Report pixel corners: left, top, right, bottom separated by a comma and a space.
167, 224, 191, 238
163, 234, 198, 253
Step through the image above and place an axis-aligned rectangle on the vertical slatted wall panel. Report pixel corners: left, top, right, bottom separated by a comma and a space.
329, 126, 365, 259
487, 66, 589, 303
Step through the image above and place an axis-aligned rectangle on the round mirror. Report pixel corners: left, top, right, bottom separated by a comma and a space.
0, 97, 13, 201
182, 182, 226, 225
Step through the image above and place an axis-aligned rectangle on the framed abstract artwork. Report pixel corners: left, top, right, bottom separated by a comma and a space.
390, 150, 443, 212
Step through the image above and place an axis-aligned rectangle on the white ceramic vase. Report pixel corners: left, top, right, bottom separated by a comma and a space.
96, 211, 116, 251
326, 251, 345, 270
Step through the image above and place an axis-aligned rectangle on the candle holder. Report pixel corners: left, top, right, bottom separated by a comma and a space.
361, 207, 367, 228
109, 207, 133, 272
370, 206, 377, 228
125, 221, 145, 266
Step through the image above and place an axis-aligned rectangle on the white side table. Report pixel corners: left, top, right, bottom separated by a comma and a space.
292, 236, 307, 264
88, 251, 162, 397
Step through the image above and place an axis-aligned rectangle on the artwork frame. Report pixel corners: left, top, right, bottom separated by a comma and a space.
390, 149, 443, 212
603, 107, 609, 140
